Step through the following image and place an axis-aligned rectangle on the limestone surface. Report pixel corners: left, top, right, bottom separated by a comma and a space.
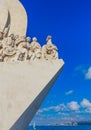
0, 0, 8, 32
0, 0, 27, 36
6, 0, 27, 36
0, 60, 64, 130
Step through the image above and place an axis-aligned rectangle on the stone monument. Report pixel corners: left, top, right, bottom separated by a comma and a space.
0, 0, 64, 130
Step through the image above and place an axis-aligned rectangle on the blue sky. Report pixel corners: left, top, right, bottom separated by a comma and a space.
21, 0, 91, 125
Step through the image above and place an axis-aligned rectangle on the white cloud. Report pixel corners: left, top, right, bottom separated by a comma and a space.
67, 101, 80, 111
38, 104, 66, 113
65, 90, 74, 95
38, 99, 91, 117
81, 98, 91, 114
39, 101, 80, 113
85, 107, 91, 113
58, 112, 69, 116
81, 98, 91, 108
85, 67, 91, 79
34, 98, 91, 125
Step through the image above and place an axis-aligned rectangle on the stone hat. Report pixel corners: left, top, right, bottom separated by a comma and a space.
32, 37, 37, 42
46, 35, 52, 42
26, 37, 31, 42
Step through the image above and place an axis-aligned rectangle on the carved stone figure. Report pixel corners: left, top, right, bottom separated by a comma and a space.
14, 36, 30, 61
28, 37, 42, 60
1, 34, 16, 62
42, 36, 58, 60
0, 33, 59, 62
2, 35, 16, 54
15, 35, 25, 46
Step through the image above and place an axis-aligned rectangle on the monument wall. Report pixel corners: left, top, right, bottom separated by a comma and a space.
0, 0, 64, 130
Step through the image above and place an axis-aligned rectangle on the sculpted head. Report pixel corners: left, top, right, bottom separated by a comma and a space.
14, 35, 19, 40
45, 36, 58, 51
26, 37, 31, 42
21, 35, 26, 39
9, 34, 15, 40
46, 35, 52, 42
20, 36, 26, 42
32, 37, 37, 42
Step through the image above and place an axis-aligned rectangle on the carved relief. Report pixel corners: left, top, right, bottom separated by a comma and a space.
0, 31, 59, 62
42, 36, 58, 60
28, 37, 42, 61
